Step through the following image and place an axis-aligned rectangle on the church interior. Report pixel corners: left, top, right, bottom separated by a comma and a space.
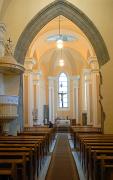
0, 0, 113, 179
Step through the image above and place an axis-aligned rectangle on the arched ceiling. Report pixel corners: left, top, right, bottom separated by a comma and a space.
26, 16, 95, 75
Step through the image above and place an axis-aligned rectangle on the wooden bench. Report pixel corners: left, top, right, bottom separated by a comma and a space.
93, 153, 113, 180
0, 135, 47, 169
0, 127, 55, 179
0, 150, 32, 180
0, 161, 17, 180
76, 133, 113, 180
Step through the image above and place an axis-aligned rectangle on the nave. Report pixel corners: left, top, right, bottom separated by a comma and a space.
0, 1, 113, 180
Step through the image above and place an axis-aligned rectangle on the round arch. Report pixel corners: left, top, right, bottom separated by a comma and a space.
14, 0, 109, 66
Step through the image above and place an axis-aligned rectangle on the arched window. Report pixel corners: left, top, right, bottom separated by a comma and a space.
58, 73, 68, 108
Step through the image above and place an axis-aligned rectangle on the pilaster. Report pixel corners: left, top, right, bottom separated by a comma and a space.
83, 69, 92, 126
48, 77, 55, 123
89, 56, 100, 127
23, 58, 35, 127
72, 76, 80, 124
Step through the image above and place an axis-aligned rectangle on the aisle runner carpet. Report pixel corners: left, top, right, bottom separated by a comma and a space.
46, 134, 79, 180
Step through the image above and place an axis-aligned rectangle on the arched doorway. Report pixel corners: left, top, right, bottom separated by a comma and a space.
14, 0, 109, 131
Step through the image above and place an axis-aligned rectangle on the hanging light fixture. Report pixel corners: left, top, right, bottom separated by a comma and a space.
56, 16, 63, 49
59, 48, 64, 66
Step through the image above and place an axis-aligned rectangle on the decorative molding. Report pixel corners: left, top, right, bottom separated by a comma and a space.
88, 56, 99, 70
0, 95, 19, 105
0, 23, 6, 57
91, 69, 99, 74
0, 23, 6, 32
48, 76, 56, 80
24, 57, 36, 71
73, 76, 80, 88
70, 75, 80, 81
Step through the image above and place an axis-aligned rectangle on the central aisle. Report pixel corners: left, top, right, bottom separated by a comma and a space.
46, 133, 79, 180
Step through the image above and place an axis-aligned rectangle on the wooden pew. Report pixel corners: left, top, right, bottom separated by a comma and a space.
0, 127, 55, 179
0, 161, 17, 180
0, 135, 47, 169
0, 143, 38, 178
93, 153, 113, 180
76, 133, 113, 180
0, 133, 50, 176
23, 127, 56, 145
0, 153, 27, 180
71, 127, 102, 148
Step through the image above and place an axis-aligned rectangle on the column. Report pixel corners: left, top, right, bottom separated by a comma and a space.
23, 58, 35, 127
38, 77, 45, 125
33, 73, 39, 125
89, 56, 100, 127
33, 71, 46, 125
72, 76, 80, 124
83, 69, 92, 126
48, 77, 55, 123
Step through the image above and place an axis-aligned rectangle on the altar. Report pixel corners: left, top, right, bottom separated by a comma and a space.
56, 119, 70, 127
55, 119, 70, 132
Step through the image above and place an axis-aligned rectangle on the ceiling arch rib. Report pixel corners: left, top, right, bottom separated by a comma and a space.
14, 0, 109, 66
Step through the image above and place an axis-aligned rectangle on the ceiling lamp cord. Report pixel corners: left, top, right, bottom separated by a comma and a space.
59, 15, 61, 36
59, 48, 64, 66
57, 15, 63, 49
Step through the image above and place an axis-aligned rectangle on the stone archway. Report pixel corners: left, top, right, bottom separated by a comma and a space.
14, 0, 109, 66
14, 0, 109, 130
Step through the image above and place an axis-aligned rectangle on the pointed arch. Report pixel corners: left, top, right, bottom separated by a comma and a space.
14, 0, 109, 66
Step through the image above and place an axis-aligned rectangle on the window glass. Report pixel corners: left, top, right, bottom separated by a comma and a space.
58, 73, 68, 108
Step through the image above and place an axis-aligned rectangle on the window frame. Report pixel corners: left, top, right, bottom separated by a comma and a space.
57, 72, 70, 111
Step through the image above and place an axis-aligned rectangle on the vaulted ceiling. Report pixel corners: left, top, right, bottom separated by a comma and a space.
26, 16, 95, 76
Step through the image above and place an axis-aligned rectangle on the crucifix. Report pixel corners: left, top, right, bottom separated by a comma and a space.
58, 91, 66, 107
7, 37, 12, 44
58, 82, 67, 108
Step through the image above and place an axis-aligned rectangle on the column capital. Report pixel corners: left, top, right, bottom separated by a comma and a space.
71, 75, 80, 81
91, 69, 99, 74
48, 76, 55, 88
88, 56, 97, 61
72, 76, 80, 88
83, 69, 91, 83
32, 72, 40, 85
88, 56, 99, 70
24, 57, 36, 73
48, 76, 56, 81
83, 68, 91, 74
